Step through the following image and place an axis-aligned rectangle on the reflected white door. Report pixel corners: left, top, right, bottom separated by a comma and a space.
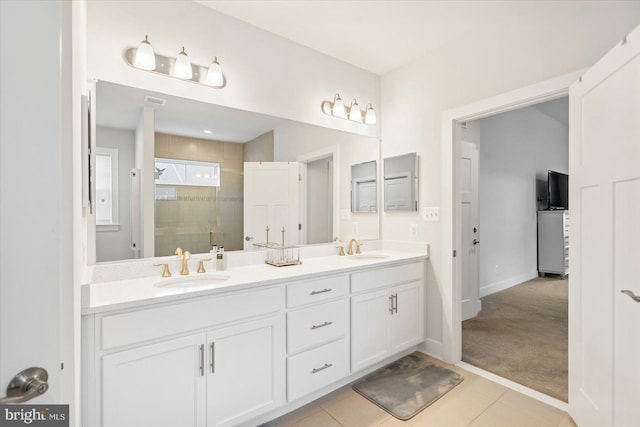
568, 26, 640, 427
384, 174, 412, 211
461, 141, 481, 320
243, 162, 300, 249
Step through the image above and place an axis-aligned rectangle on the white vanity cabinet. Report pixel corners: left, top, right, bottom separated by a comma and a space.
350, 261, 425, 372
285, 274, 350, 401
102, 333, 206, 427
84, 286, 285, 427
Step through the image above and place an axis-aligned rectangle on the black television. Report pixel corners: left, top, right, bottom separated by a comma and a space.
548, 170, 568, 210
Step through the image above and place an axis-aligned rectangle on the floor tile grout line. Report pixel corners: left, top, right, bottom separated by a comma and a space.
467, 387, 509, 426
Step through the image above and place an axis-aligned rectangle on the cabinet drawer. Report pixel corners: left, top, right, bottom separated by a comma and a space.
101, 286, 281, 350
351, 261, 424, 293
287, 299, 348, 354
287, 339, 349, 401
286, 275, 348, 308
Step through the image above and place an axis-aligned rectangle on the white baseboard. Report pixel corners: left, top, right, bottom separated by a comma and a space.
479, 270, 539, 298
420, 338, 443, 360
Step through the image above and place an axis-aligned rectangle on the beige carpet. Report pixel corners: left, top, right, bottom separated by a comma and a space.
462, 276, 568, 401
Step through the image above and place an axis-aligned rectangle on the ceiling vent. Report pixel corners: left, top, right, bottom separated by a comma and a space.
144, 95, 166, 106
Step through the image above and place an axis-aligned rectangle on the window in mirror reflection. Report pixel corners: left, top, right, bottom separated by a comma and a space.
351, 160, 377, 213
384, 153, 418, 212
154, 133, 245, 256
95, 147, 119, 228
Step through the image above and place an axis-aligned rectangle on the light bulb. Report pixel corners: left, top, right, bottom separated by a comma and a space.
134, 35, 156, 70
174, 47, 193, 79
206, 57, 224, 87
332, 94, 345, 117
348, 99, 362, 122
364, 104, 377, 125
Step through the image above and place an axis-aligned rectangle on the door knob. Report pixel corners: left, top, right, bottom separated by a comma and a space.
245, 236, 254, 241
621, 290, 640, 302
0, 367, 49, 404
473, 239, 480, 245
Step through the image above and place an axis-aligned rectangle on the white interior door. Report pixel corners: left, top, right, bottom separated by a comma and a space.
1, 0, 73, 409
569, 25, 640, 427
243, 162, 300, 249
460, 141, 481, 320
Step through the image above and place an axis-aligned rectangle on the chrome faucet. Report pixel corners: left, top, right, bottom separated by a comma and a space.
347, 238, 363, 255
175, 248, 191, 275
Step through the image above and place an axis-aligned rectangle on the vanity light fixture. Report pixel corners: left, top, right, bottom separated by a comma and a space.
206, 57, 224, 87
348, 99, 361, 122
134, 35, 156, 70
174, 47, 193, 80
124, 36, 226, 88
332, 93, 346, 118
321, 94, 376, 125
364, 104, 377, 125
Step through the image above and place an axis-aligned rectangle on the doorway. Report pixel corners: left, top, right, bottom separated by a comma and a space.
459, 98, 569, 402
440, 70, 582, 409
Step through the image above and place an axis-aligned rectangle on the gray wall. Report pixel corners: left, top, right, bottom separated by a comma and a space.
96, 126, 135, 262
477, 101, 568, 296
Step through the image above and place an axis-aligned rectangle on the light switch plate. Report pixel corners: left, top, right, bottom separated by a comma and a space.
409, 223, 418, 237
423, 207, 440, 221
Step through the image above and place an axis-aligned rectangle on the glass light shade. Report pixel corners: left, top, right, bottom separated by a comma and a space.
133, 35, 156, 70
332, 94, 345, 117
364, 104, 377, 125
174, 47, 193, 80
206, 57, 223, 87
348, 99, 362, 122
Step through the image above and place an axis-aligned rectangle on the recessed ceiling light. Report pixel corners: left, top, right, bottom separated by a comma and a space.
204, 130, 212, 134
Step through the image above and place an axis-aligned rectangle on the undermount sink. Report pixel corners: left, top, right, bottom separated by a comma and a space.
345, 253, 390, 260
155, 274, 230, 289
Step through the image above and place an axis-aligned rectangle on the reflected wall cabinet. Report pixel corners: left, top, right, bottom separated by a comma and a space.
537, 210, 569, 278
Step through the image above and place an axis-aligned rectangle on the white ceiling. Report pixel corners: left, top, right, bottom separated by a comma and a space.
97, 81, 286, 142
196, 0, 636, 75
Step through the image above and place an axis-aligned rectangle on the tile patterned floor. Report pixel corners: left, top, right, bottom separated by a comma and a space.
266, 354, 577, 427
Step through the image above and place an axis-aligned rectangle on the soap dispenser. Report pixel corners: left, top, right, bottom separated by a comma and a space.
210, 241, 218, 270
216, 246, 226, 271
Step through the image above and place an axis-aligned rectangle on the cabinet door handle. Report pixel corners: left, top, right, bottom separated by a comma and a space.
389, 295, 394, 314
310, 288, 332, 295
621, 290, 640, 302
199, 344, 205, 377
311, 321, 333, 330
311, 363, 333, 374
209, 342, 216, 373
394, 293, 398, 314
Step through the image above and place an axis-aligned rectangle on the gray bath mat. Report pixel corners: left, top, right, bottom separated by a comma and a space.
352, 354, 464, 420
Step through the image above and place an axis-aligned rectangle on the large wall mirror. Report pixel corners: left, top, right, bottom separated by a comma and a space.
93, 81, 380, 263
383, 152, 418, 212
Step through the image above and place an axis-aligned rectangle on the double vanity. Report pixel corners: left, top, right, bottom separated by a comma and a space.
81, 242, 428, 427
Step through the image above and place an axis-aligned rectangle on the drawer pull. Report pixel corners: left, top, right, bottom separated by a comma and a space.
312, 363, 333, 374
311, 321, 333, 330
199, 344, 205, 377
310, 288, 332, 295
210, 342, 215, 373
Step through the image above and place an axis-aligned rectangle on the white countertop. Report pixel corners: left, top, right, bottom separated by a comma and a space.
82, 247, 428, 315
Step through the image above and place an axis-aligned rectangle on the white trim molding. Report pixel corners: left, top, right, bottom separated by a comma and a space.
440, 69, 584, 363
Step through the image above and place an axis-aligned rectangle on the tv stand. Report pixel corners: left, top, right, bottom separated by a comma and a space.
537, 210, 569, 278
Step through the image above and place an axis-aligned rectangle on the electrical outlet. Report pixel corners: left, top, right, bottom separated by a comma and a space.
409, 223, 418, 238
340, 209, 351, 220
423, 207, 440, 221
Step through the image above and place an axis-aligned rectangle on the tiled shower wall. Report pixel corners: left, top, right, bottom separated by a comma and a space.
154, 133, 244, 255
